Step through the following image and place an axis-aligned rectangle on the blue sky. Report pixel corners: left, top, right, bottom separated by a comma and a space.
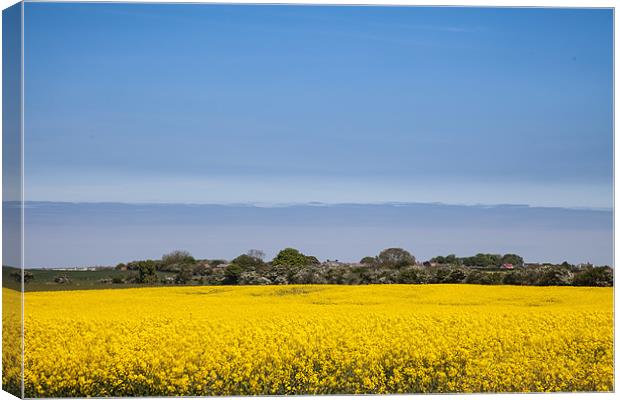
24, 4, 613, 208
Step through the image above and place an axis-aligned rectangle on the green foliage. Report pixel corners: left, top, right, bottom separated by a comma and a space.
134, 260, 158, 284
431, 253, 525, 269
174, 265, 194, 284
271, 248, 317, 267
54, 274, 71, 284
573, 266, 613, 287
305, 256, 320, 265
9, 270, 34, 283
160, 250, 196, 272
24, 271, 34, 283
209, 259, 227, 268
462, 253, 502, 268
444, 269, 466, 283
6, 250, 612, 291
430, 254, 458, 265
537, 266, 573, 286
465, 271, 501, 285
231, 254, 266, 271
396, 267, 425, 284
193, 262, 209, 276
359, 256, 376, 265
431, 267, 451, 283
223, 264, 244, 285
376, 248, 415, 269
502, 271, 526, 285
500, 254, 524, 267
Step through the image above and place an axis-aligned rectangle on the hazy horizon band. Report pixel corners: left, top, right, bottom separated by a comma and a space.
13, 201, 613, 268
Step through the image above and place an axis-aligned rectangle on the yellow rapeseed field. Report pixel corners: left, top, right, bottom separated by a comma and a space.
2, 284, 614, 396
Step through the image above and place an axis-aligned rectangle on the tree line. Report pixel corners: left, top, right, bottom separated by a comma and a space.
107, 248, 613, 287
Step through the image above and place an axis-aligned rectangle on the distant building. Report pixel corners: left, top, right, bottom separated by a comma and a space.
501, 263, 514, 270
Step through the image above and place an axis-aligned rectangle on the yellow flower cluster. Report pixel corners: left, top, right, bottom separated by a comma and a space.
4, 284, 614, 396
2, 287, 22, 397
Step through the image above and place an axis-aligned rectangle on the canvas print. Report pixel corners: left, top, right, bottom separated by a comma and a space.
2, 2, 614, 397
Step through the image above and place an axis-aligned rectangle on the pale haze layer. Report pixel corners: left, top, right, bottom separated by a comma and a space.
21, 202, 612, 268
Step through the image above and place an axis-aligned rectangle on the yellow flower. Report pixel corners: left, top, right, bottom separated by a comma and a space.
1, 284, 611, 397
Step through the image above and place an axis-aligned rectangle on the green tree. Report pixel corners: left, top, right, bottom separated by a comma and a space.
272, 248, 313, 267
231, 254, 267, 272
135, 260, 158, 284
430, 254, 459, 265
462, 253, 501, 268
376, 248, 415, 269
445, 254, 459, 265
223, 264, 244, 285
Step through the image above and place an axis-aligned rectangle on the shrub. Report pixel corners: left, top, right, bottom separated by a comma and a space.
10, 271, 34, 283
174, 265, 194, 284
291, 267, 327, 284
239, 272, 272, 285
444, 269, 467, 283
537, 266, 573, 286
209, 259, 227, 268
502, 270, 527, 285
430, 267, 451, 283
396, 267, 430, 284
54, 274, 71, 284
464, 271, 499, 285
231, 254, 266, 272
573, 266, 613, 287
